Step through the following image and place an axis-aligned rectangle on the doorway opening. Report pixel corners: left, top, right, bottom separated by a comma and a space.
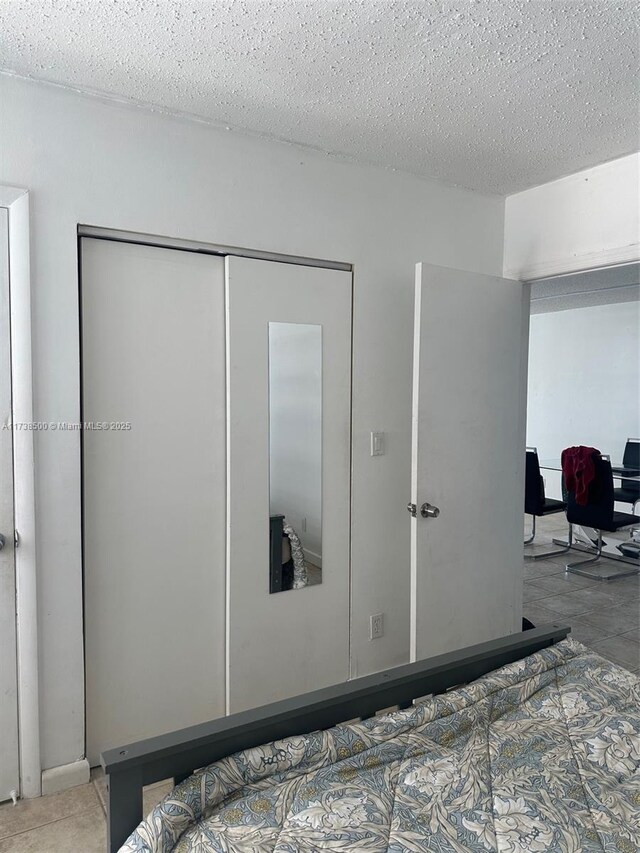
523, 261, 640, 659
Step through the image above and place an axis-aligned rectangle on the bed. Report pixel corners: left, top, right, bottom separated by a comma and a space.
102, 624, 640, 852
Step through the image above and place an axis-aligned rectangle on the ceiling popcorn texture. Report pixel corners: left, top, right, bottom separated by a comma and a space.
1, 0, 638, 194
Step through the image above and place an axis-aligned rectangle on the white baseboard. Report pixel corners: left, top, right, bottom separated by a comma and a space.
41, 758, 90, 796
304, 549, 322, 568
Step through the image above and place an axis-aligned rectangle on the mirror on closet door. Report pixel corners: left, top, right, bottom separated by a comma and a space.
268, 322, 322, 593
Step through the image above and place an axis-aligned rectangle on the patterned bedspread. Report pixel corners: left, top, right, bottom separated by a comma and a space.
122, 638, 640, 852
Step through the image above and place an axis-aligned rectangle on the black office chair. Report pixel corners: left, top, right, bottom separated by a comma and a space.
524, 447, 570, 560
612, 438, 640, 510
565, 453, 640, 580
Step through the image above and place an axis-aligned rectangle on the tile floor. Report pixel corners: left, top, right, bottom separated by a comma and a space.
1, 519, 638, 850
523, 513, 640, 674
0, 770, 172, 852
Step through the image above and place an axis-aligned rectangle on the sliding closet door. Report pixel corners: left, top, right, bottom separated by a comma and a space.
81, 239, 226, 765
226, 256, 352, 712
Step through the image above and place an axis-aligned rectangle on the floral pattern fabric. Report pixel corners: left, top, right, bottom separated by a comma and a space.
121, 639, 639, 852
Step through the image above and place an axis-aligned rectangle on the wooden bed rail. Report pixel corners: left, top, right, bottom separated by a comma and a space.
102, 623, 570, 851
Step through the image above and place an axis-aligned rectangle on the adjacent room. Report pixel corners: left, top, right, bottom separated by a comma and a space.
0, 2, 638, 851
522, 263, 640, 656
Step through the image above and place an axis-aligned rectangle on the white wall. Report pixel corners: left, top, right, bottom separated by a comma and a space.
504, 153, 640, 281
269, 323, 322, 563
527, 299, 640, 501
0, 75, 504, 772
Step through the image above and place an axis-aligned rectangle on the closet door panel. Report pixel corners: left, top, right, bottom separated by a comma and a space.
226, 256, 352, 712
82, 239, 226, 764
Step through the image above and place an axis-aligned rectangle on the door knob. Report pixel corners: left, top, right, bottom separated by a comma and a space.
420, 503, 440, 518
0, 533, 5, 551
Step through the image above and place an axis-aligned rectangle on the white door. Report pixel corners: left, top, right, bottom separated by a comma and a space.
0, 207, 19, 800
82, 239, 226, 765
226, 256, 352, 712
410, 263, 529, 661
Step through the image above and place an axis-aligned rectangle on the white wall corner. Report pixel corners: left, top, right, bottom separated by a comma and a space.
503, 152, 640, 281
41, 759, 90, 796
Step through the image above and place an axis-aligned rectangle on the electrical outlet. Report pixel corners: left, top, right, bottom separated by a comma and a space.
301, 517, 307, 532
369, 613, 384, 640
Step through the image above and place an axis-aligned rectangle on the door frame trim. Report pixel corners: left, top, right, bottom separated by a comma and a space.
505, 244, 640, 283
0, 185, 40, 798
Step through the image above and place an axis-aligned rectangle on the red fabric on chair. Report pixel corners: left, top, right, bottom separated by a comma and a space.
561, 446, 600, 506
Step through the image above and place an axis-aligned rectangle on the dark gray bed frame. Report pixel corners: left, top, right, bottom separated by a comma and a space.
101, 623, 569, 852
269, 514, 285, 593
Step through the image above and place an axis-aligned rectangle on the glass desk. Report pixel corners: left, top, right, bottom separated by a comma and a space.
540, 459, 640, 483
538, 459, 639, 576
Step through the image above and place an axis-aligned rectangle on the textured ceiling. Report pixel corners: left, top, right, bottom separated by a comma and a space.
1, 0, 639, 194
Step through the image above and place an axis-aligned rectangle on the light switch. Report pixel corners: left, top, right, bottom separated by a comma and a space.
370, 431, 385, 457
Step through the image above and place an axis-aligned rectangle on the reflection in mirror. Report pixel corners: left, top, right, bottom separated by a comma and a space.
268, 322, 322, 593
